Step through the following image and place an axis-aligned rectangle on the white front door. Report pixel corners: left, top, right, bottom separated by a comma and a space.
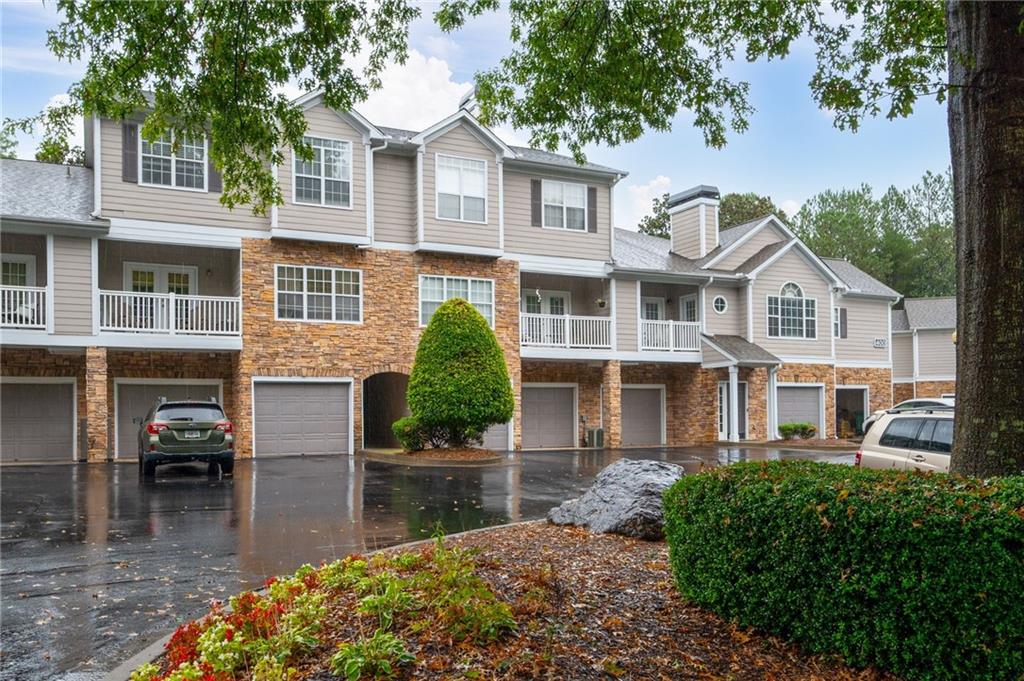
124, 263, 197, 295
523, 290, 571, 345
641, 297, 665, 321
718, 381, 749, 440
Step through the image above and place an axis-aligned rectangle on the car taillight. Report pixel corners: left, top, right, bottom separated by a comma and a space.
215, 421, 233, 433
854, 450, 863, 466
147, 423, 168, 435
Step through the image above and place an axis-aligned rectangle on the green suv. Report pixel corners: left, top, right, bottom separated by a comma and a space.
137, 400, 235, 477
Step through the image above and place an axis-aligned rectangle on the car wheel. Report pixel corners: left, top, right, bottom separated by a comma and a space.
220, 460, 234, 477
142, 460, 157, 478
206, 462, 221, 477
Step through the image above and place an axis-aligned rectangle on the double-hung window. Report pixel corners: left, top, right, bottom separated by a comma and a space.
419, 275, 494, 327
294, 137, 352, 208
767, 282, 816, 339
436, 155, 486, 222
140, 132, 206, 190
542, 180, 587, 230
276, 265, 362, 323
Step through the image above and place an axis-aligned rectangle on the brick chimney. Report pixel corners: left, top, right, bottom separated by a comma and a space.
667, 185, 720, 258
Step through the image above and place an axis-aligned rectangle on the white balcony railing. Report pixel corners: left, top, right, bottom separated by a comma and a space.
99, 291, 241, 336
0, 286, 47, 329
640, 320, 701, 352
520, 313, 612, 349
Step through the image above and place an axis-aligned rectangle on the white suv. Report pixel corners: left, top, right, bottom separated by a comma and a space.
862, 397, 955, 434
855, 408, 954, 473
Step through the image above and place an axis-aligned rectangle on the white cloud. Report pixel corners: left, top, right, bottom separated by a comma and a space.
421, 34, 461, 61
356, 50, 472, 131
780, 199, 802, 218
12, 93, 84, 160
619, 175, 672, 230
1, 45, 86, 78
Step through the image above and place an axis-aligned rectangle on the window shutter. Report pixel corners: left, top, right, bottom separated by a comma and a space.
121, 123, 138, 183
840, 307, 848, 339
207, 157, 222, 193
587, 186, 598, 233
530, 179, 542, 227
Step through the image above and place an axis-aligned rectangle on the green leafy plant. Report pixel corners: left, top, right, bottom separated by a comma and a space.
402, 298, 513, 449
663, 462, 1024, 680
392, 415, 427, 452
329, 629, 415, 680
357, 576, 421, 631
777, 422, 816, 440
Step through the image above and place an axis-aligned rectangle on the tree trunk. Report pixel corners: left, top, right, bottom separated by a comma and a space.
946, 1, 1024, 476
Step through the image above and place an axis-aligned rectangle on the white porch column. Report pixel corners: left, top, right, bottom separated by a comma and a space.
767, 366, 778, 440
728, 365, 740, 442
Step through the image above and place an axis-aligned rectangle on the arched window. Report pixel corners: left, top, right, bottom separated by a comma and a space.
768, 282, 816, 339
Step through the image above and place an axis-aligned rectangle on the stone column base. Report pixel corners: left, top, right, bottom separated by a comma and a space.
85, 346, 109, 461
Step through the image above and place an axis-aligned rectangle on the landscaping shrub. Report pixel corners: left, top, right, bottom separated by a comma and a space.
392, 415, 427, 452
663, 461, 1024, 680
778, 421, 816, 439
403, 298, 514, 448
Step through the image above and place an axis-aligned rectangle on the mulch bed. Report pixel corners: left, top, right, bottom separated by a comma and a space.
398, 447, 501, 461
296, 522, 893, 680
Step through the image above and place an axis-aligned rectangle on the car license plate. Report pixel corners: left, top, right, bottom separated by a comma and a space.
184, 430, 201, 439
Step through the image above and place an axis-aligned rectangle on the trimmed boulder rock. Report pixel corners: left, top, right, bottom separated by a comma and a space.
547, 458, 685, 540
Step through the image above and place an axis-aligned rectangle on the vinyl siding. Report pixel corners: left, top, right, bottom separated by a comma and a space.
892, 333, 914, 379
1, 233, 47, 286
715, 223, 787, 272
704, 285, 744, 335
503, 169, 612, 261
638, 283, 699, 322
421, 124, 500, 249
52, 236, 92, 334
98, 241, 239, 297
372, 152, 416, 244
835, 297, 891, 364
917, 329, 956, 378
99, 118, 267, 230
520, 273, 609, 317
670, 208, 701, 259
277, 105, 367, 238
615, 279, 638, 351
751, 249, 832, 358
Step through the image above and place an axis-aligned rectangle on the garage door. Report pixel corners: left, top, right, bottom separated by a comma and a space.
0, 381, 75, 462
777, 386, 823, 432
254, 382, 350, 456
481, 421, 510, 451
622, 387, 663, 446
116, 382, 221, 458
522, 386, 575, 448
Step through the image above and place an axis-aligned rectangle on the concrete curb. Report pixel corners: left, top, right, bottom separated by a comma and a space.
101, 519, 547, 681
361, 449, 510, 467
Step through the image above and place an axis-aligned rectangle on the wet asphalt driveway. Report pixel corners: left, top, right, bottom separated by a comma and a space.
0, 446, 853, 679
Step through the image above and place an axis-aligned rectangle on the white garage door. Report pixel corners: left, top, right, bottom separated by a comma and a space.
254, 382, 350, 456
116, 382, 221, 458
481, 421, 510, 451
622, 387, 664, 446
777, 386, 823, 433
0, 381, 75, 462
522, 386, 575, 449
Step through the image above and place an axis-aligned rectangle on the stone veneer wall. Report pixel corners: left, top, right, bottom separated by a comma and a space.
893, 381, 915, 403
835, 367, 893, 415
914, 380, 956, 398
521, 361, 601, 447
775, 363, 836, 439
233, 238, 522, 457
620, 363, 719, 444
1, 347, 87, 459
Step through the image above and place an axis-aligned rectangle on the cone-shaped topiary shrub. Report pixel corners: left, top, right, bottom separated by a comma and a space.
398, 298, 514, 449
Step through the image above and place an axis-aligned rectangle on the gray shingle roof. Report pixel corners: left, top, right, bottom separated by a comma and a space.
612, 228, 708, 274
1, 159, 104, 226
717, 215, 772, 249
730, 240, 791, 275
378, 125, 416, 142
822, 258, 900, 298
892, 309, 910, 332
706, 334, 781, 365
904, 297, 956, 329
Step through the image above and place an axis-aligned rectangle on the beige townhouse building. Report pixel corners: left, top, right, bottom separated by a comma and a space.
0, 93, 902, 462
891, 297, 957, 402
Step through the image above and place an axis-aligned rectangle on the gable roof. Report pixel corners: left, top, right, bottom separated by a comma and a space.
291, 90, 385, 138
612, 228, 734, 277
892, 309, 910, 331
822, 258, 900, 299
1, 159, 107, 228
904, 297, 956, 329
703, 334, 781, 366
730, 240, 790, 275
409, 109, 515, 157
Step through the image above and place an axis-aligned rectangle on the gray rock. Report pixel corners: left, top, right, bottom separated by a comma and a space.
547, 458, 685, 540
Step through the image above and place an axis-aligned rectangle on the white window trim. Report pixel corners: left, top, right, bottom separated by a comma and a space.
122, 262, 200, 295
679, 293, 698, 322
1, 253, 37, 286
138, 130, 208, 193
292, 136, 354, 210
434, 153, 488, 224
540, 178, 588, 232
833, 305, 842, 338
418, 274, 495, 328
640, 296, 666, 321
766, 281, 817, 341
521, 289, 572, 315
273, 264, 363, 325
712, 295, 728, 315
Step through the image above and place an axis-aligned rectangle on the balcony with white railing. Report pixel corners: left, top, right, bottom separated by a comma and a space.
640, 320, 701, 352
1, 286, 47, 330
520, 313, 613, 350
99, 291, 241, 337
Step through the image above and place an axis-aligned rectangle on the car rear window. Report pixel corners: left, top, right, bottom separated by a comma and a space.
156, 404, 225, 421
879, 418, 923, 448
927, 419, 953, 453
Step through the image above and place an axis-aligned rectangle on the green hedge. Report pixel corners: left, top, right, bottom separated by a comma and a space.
778, 422, 816, 439
663, 462, 1024, 680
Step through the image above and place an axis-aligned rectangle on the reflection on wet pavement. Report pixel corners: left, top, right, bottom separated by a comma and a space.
0, 446, 852, 679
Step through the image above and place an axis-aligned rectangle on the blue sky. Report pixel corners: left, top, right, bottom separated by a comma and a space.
2, 1, 951, 228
